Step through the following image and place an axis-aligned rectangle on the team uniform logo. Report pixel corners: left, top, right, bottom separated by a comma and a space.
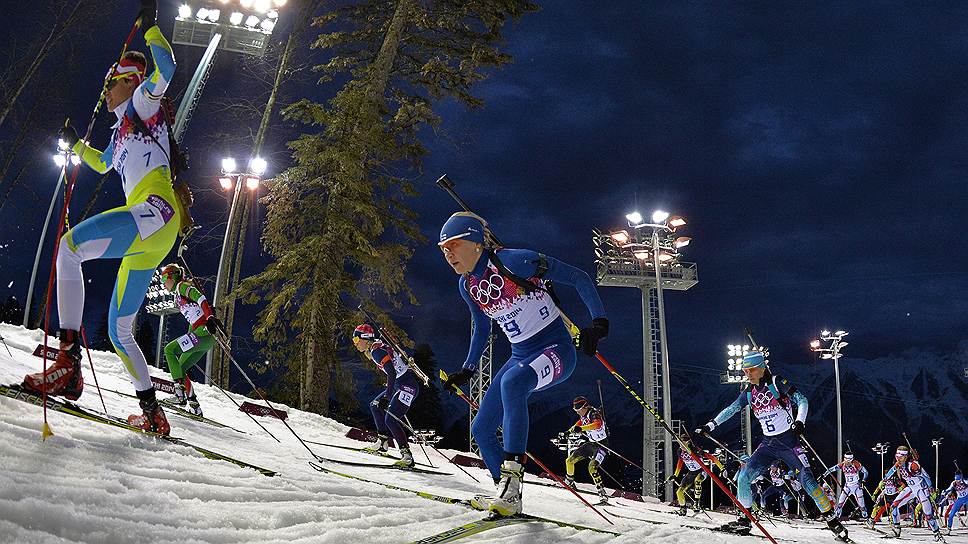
465, 260, 561, 344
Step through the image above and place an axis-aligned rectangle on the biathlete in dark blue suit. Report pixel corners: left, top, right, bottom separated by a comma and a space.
437, 212, 609, 517
352, 323, 420, 468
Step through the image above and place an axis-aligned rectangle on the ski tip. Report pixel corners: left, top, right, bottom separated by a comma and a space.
41, 422, 54, 440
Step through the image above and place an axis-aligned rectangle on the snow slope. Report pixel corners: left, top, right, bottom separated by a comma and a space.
1, 323, 964, 544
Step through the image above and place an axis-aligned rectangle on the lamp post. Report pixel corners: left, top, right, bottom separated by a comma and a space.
872, 442, 890, 478
811, 329, 849, 485
932, 438, 943, 486
205, 156, 264, 383
23, 141, 80, 328
723, 343, 761, 456
593, 209, 697, 500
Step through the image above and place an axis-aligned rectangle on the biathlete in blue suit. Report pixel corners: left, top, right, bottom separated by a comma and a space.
437, 212, 608, 517
352, 324, 420, 468
698, 351, 849, 540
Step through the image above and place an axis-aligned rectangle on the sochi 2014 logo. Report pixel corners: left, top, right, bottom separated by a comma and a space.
469, 272, 506, 305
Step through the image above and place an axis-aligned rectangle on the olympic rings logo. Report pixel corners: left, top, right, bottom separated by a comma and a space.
751, 391, 775, 409
469, 273, 506, 305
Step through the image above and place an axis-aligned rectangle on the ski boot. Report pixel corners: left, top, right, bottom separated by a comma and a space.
471, 455, 524, 517
22, 329, 83, 400
891, 523, 902, 538
596, 486, 610, 506
127, 388, 171, 436
676, 505, 688, 516
563, 476, 576, 489
171, 381, 189, 406
933, 530, 945, 542
823, 510, 850, 542
363, 434, 389, 453
184, 378, 202, 417
394, 447, 415, 468
717, 515, 752, 535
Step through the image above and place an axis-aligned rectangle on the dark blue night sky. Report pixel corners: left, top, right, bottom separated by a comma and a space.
2, 2, 967, 479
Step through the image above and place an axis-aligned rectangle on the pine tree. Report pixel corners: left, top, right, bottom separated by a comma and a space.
237, 0, 537, 416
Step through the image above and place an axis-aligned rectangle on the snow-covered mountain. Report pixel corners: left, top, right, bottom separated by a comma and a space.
1, 323, 965, 543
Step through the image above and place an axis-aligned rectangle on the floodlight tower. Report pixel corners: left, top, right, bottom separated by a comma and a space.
593, 210, 698, 500
23, 142, 80, 328
722, 343, 757, 455
811, 329, 849, 484
872, 442, 890, 477
145, 270, 180, 367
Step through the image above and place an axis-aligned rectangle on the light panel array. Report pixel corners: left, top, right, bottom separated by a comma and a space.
145, 270, 179, 315
177, 1, 283, 34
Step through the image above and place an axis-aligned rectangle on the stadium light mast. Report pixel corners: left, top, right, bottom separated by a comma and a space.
593, 210, 697, 500
811, 329, 849, 485
872, 442, 890, 478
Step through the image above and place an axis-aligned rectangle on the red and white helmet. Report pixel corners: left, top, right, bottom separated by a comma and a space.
352, 323, 378, 343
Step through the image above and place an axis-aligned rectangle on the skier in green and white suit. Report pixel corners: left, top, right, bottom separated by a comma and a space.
160, 263, 220, 416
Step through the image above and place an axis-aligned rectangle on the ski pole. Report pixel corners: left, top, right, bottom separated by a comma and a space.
441, 369, 613, 525
402, 414, 436, 468
594, 442, 654, 476
210, 332, 320, 460
0, 334, 11, 357
193, 363, 280, 443
39, 17, 143, 439
384, 407, 461, 476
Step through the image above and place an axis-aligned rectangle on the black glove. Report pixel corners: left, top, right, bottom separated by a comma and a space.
139, 0, 157, 30
792, 420, 805, 435
205, 315, 224, 337
441, 368, 473, 394
375, 395, 389, 411
58, 124, 79, 149
578, 317, 609, 356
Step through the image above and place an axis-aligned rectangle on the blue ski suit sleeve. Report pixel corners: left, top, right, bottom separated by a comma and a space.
712, 389, 749, 427
499, 249, 606, 319
860, 464, 868, 481
459, 275, 490, 372
369, 346, 396, 397
132, 25, 175, 121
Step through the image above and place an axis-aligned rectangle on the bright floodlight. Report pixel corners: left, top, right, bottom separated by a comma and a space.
652, 210, 670, 224
254, 0, 271, 13
657, 252, 674, 262
834, 330, 848, 336
178, 4, 192, 18
625, 211, 643, 225
273, 0, 287, 6
632, 249, 649, 260
229, 11, 244, 25
57, 138, 70, 151
810, 339, 821, 350
245, 176, 260, 190
240, 0, 254, 7
52, 154, 66, 167
260, 18, 275, 32
219, 176, 233, 190
245, 15, 260, 27
249, 157, 268, 175
196, 7, 209, 20
610, 230, 630, 245
668, 215, 687, 229
207, 9, 220, 22
70, 154, 80, 166
673, 236, 691, 249
221, 157, 237, 174
266, 9, 279, 19
821, 330, 831, 337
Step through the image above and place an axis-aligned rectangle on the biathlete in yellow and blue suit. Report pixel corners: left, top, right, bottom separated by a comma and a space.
23, 0, 181, 436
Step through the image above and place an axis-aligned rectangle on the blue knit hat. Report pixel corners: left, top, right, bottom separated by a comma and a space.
438, 213, 486, 246
741, 351, 766, 369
